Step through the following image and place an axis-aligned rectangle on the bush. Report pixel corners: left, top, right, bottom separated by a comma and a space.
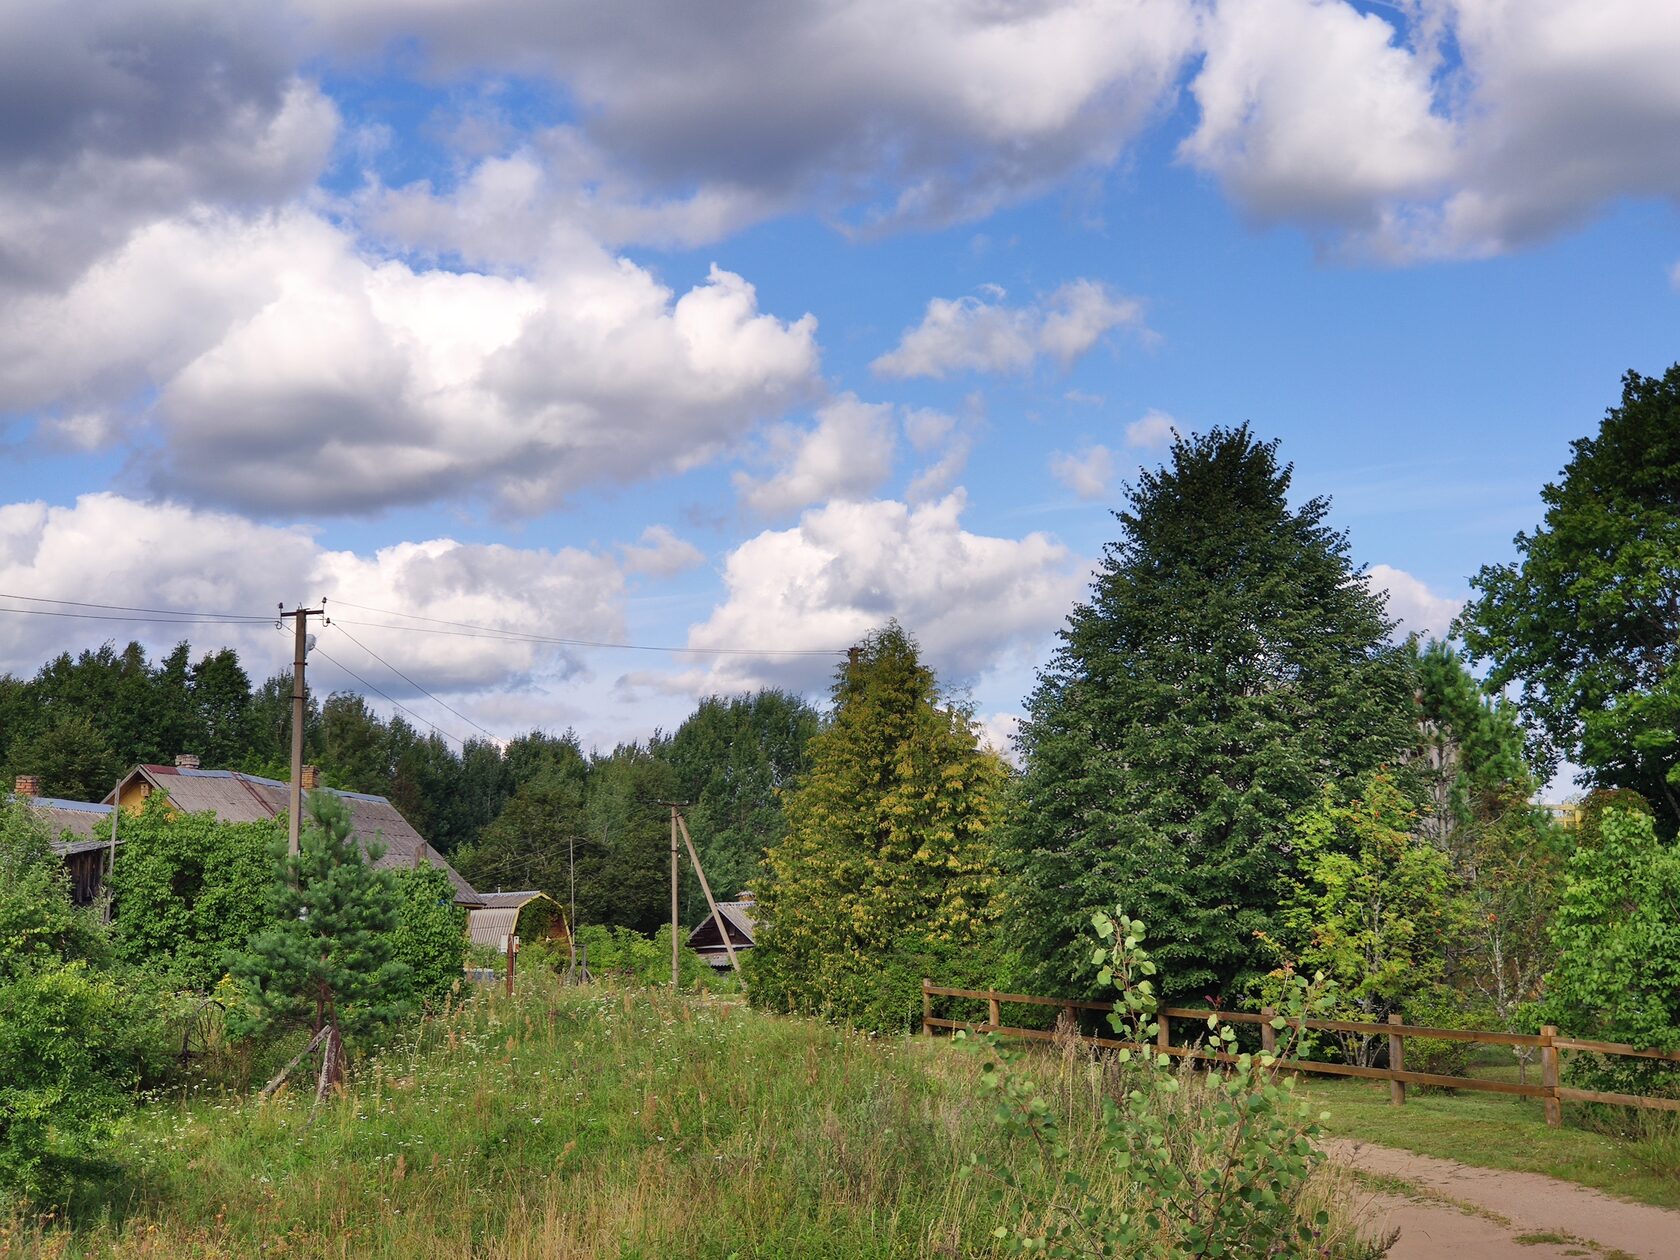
391, 864, 466, 1004
573, 923, 713, 988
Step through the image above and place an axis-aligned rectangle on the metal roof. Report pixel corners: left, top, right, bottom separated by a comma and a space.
18, 794, 116, 844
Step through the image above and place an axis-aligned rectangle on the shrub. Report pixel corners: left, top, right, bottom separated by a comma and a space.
572, 923, 712, 988
391, 864, 466, 1004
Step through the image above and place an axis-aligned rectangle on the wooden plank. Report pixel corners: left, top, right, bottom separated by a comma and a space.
1389, 1013, 1406, 1108
1542, 1026, 1562, 1127
1553, 1039, 1680, 1063
925, 985, 1115, 1011
1558, 1088, 1680, 1113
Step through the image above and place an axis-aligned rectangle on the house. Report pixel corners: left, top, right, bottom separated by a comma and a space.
12, 773, 117, 906
686, 890, 756, 969
102, 756, 483, 906
466, 890, 571, 952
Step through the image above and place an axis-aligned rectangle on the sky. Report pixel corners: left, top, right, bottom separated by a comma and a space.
1, 0, 1677, 775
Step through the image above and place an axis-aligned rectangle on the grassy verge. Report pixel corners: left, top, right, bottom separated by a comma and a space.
5, 977, 1388, 1259
1301, 1077, 1680, 1210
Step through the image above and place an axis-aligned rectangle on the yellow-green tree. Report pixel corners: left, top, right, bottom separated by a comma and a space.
745, 623, 1009, 1032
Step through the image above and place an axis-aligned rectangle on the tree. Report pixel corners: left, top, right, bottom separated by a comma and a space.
1459, 365, 1680, 830
458, 743, 591, 904
391, 864, 467, 1004
1544, 804, 1680, 1096
1006, 427, 1417, 1003
1271, 774, 1463, 1065
658, 690, 819, 908
748, 624, 1009, 1032
7, 712, 120, 802
109, 795, 279, 990
228, 792, 410, 1083
582, 745, 679, 933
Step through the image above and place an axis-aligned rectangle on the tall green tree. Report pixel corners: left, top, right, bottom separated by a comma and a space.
228, 792, 410, 1082
1459, 365, 1680, 830
457, 736, 591, 902
1006, 427, 1417, 1003
1411, 638, 1531, 854
583, 745, 679, 934
7, 712, 120, 802
748, 624, 1009, 1032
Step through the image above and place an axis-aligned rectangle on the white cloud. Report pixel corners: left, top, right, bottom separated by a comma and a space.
672, 492, 1081, 694
300, 0, 1200, 237
873, 280, 1146, 379
1125, 409, 1178, 449
0, 493, 626, 699
975, 711, 1024, 765
1185, 0, 1680, 260
620, 526, 705, 578
1049, 444, 1117, 501
733, 395, 896, 516
1, 209, 821, 516
1369, 563, 1463, 642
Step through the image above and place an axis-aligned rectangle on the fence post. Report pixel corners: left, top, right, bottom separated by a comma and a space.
1388, 1014, 1405, 1107
987, 990, 1001, 1031
922, 978, 932, 1037
1261, 1007, 1276, 1056
1541, 1025, 1561, 1127
1157, 1010, 1170, 1059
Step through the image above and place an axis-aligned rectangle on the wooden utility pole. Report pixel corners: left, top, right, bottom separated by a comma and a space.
669, 804, 681, 989
279, 603, 326, 855
101, 778, 119, 925
676, 812, 741, 978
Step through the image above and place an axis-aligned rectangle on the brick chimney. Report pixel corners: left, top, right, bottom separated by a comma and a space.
300, 764, 319, 790
175, 753, 200, 770
14, 774, 40, 798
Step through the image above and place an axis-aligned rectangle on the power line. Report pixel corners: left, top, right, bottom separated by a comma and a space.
0, 604, 270, 627
308, 642, 476, 750
331, 622, 503, 744
330, 599, 844, 657
0, 592, 268, 622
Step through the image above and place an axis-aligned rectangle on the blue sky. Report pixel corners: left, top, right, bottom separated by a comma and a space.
1, 0, 1676, 778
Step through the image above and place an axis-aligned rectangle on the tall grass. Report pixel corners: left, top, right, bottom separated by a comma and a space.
4, 974, 1388, 1258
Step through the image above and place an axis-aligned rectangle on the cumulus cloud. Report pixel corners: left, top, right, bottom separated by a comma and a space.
975, 711, 1024, 765
1125, 409, 1179, 449
1185, 0, 1680, 260
300, 0, 1200, 236
1049, 444, 1118, 501
873, 280, 1145, 379
1, 210, 821, 516
1369, 563, 1463, 641
620, 526, 705, 578
0, 493, 625, 698
733, 395, 896, 516
673, 492, 1082, 694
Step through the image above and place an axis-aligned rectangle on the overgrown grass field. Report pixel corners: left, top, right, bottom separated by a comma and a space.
5, 975, 1388, 1259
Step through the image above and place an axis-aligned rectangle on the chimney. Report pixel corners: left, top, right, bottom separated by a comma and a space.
300, 764, 319, 791
14, 774, 40, 798
175, 753, 200, 770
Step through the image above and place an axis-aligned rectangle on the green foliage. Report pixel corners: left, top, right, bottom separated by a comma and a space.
1007, 426, 1417, 1002
228, 792, 411, 1063
455, 737, 589, 903
0, 801, 109, 976
6, 712, 120, 803
391, 864, 467, 1004
1271, 774, 1463, 1065
1459, 364, 1680, 830
1544, 808, 1680, 1096
109, 794, 278, 990
572, 923, 712, 988
657, 690, 819, 907
750, 623, 1010, 1034
968, 908, 1341, 1258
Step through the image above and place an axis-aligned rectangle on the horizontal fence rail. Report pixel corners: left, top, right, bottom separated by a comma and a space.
922, 980, 1680, 1126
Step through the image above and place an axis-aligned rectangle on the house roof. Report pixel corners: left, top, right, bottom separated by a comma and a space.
104, 765, 482, 906
465, 891, 568, 947
687, 898, 756, 947
11, 793, 116, 848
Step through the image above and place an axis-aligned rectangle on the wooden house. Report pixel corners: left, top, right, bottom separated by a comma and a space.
12, 774, 117, 906
686, 891, 756, 969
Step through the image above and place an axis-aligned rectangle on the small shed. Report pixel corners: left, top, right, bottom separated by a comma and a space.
466, 891, 571, 953
11, 778, 118, 907
686, 892, 756, 969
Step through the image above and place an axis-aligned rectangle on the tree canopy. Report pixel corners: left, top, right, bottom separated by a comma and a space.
1005, 426, 1418, 1003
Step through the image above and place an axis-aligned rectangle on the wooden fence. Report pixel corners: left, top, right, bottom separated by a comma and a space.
921, 980, 1680, 1127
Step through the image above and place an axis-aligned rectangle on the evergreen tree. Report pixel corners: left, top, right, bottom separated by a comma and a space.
583, 745, 679, 933
229, 792, 410, 1082
1006, 427, 1416, 1003
458, 743, 591, 902
748, 623, 1008, 1032
1459, 365, 1680, 829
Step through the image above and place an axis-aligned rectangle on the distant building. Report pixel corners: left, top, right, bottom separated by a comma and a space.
1541, 802, 1581, 830
686, 891, 756, 969
466, 890, 571, 953
102, 757, 482, 905
12, 773, 116, 906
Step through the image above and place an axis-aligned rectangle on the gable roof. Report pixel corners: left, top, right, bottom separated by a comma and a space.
105, 765, 482, 906
687, 898, 756, 946
22, 794, 115, 847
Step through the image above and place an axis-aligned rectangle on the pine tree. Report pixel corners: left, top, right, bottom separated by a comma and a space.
229, 792, 411, 1084
1006, 426, 1416, 1003
748, 623, 1008, 1032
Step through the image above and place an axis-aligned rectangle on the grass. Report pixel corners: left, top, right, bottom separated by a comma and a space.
3, 976, 1390, 1259
1300, 1076, 1680, 1210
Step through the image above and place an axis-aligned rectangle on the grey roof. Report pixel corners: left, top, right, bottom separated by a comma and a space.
106, 765, 482, 905
465, 892, 568, 947
17, 794, 116, 846
475, 890, 547, 908
687, 898, 756, 948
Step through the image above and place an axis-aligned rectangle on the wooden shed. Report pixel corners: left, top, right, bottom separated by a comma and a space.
686, 892, 756, 969
466, 891, 571, 953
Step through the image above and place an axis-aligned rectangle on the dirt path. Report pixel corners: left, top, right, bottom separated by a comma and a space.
1326, 1138, 1680, 1259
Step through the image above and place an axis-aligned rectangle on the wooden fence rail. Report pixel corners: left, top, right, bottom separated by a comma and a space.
921, 979, 1680, 1127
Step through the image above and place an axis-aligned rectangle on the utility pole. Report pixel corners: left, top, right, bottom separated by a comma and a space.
279, 602, 327, 855
669, 803, 681, 990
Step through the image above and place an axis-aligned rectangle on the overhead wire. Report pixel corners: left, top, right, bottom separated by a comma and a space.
330, 621, 504, 744
0, 591, 270, 622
